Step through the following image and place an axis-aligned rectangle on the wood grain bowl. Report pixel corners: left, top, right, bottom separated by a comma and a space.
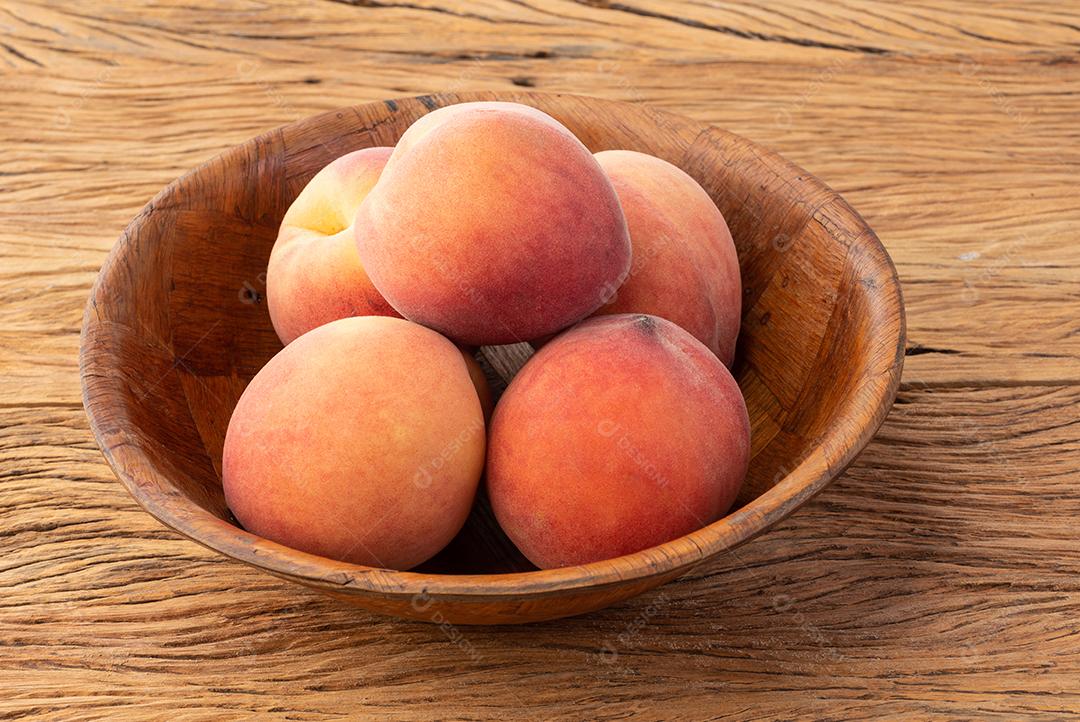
79, 91, 905, 625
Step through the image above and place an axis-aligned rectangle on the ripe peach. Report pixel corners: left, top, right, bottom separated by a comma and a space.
222, 316, 485, 570
355, 101, 631, 345
486, 314, 750, 569
267, 147, 397, 345
592, 150, 742, 366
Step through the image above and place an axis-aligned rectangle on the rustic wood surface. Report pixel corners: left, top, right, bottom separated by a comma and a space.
1, 0, 1077, 718
79, 89, 905, 625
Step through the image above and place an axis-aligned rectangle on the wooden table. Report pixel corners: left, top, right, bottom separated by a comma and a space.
2, 1, 1078, 718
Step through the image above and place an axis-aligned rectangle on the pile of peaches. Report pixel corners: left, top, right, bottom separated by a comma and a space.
223, 102, 750, 572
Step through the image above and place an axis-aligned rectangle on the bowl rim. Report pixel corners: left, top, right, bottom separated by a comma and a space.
80, 91, 906, 602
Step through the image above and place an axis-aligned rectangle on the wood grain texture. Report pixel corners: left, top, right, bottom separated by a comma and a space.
1, 0, 1078, 717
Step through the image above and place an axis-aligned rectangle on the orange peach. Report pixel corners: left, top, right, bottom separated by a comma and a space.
222, 316, 485, 570
592, 150, 742, 366
486, 314, 750, 569
267, 147, 397, 345
355, 101, 631, 345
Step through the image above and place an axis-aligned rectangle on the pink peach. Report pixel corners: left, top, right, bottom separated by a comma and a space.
592, 150, 742, 366
486, 314, 750, 569
355, 102, 631, 345
267, 147, 397, 345
223, 316, 486, 570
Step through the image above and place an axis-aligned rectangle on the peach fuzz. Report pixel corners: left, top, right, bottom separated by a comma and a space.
222, 316, 486, 570
267, 147, 398, 346
592, 150, 742, 366
486, 314, 750, 569
354, 101, 631, 345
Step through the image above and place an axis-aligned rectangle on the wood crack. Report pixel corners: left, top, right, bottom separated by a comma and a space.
572, 1, 892, 55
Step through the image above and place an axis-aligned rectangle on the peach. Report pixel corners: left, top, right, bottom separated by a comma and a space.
355, 101, 631, 346
592, 150, 742, 366
267, 147, 398, 345
486, 314, 750, 569
222, 316, 485, 570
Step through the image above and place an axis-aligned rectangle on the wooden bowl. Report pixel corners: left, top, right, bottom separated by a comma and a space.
80, 91, 905, 625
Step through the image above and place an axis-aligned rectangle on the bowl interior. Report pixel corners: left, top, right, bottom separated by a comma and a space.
82, 92, 903, 588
